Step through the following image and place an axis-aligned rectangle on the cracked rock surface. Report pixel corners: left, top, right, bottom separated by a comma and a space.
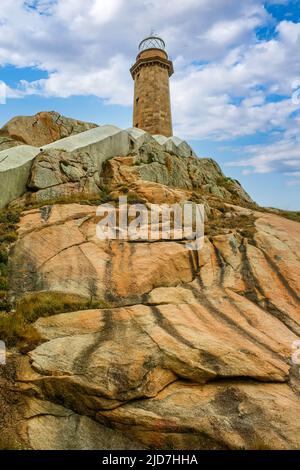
0, 111, 97, 150
9, 198, 300, 449
2, 114, 299, 449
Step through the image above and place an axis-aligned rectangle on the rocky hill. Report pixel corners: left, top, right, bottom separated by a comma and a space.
0, 113, 299, 450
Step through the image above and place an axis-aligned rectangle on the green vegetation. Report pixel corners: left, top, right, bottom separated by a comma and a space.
205, 213, 256, 238
110, 188, 146, 205
23, 188, 113, 210
216, 176, 243, 199
215, 176, 257, 207
0, 210, 20, 225
126, 193, 146, 204
98, 184, 114, 203
132, 159, 143, 166
0, 436, 25, 450
0, 291, 110, 349
216, 176, 237, 188
0, 232, 18, 243
0, 277, 8, 290
0, 207, 21, 313
271, 209, 300, 223
0, 356, 27, 450
16, 291, 109, 323
115, 184, 129, 193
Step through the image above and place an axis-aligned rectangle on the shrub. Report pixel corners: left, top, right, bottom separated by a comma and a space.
205, 213, 256, 238
126, 193, 146, 204
25, 191, 112, 209
216, 176, 241, 196
116, 185, 129, 194
0, 210, 20, 225
0, 208, 20, 313
277, 210, 300, 223
16, 291, 109, 323
0, 300, 11, 312
0, 251, 8, 264
99, 185, 113, 203
0, 232, 17, 243
0, 277, 8, 290
0, 291, 110, 348
0, 312, 25, 347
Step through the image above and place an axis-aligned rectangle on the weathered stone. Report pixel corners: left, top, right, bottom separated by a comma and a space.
11, 204, 300, 437
21, 398, 144, 450
28, 149, 101, 192
102, 142, 253, 204
0, 136, 22, 152
28, 301, 292, 409
126, 127, 156, 149
153, 135, 196, 158
0, 115, 252, 209
0, 111, 97, 147
97, 380, 300, 450
0, 125, 134, 208
3, 113, 300, 451
10, 206, 196, 301
43, 125, 130, 157
0, 145, 40, 209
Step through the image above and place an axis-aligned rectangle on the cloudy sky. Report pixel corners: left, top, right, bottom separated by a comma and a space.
0, 0, 300, 209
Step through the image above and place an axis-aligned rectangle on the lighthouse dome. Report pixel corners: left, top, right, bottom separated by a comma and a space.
139, 35, 166, 52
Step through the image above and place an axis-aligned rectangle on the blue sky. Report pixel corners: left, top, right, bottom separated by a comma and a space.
0, 0, 300, 210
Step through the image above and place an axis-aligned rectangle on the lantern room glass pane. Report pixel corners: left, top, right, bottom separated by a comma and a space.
139, 36, 166, 52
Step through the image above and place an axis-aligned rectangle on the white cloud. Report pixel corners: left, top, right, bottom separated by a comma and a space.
21, 54, 132, 105
227, 119, 300, 184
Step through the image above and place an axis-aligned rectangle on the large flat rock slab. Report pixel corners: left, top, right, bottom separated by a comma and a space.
12, 204, 299, 436
0, 145, 40, 208
27, 301, 293, 412
21, 398, 144, 450
43, 125, 130, 157
97, 380, 300, 449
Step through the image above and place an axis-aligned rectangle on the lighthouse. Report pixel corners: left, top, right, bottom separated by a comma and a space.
130, 35, 174, 137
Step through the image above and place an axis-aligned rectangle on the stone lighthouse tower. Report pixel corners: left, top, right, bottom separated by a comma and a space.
130, 35, 174, 137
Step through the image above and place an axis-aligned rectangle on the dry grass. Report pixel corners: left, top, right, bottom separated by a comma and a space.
24, 190, 111, 210
0, 355, 27, 450
0, 291, 110, 350
0, 204, 112, 351
205, 213, 256, 238
0, 208, 21, 314
109, 188, 146, 205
